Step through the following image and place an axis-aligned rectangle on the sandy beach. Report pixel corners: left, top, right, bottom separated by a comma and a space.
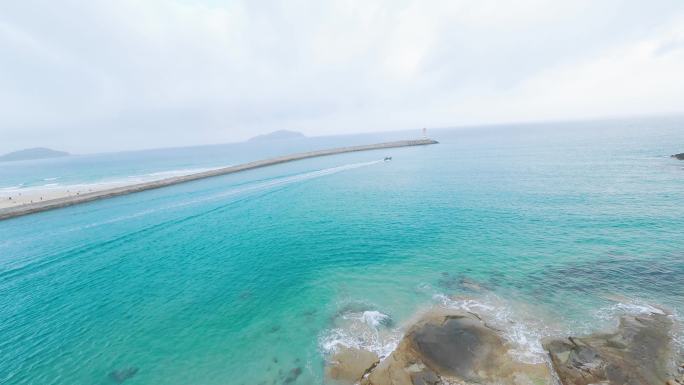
0, 139, 438, 220
0, 182, 130, 209
0, 167, 226, 209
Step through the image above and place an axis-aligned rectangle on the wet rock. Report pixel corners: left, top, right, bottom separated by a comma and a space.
410, 368, 441, 385
671, 153, 684, 160
411, 314, 507, 379
108, 367, 139, 383
326, 346, 379, 384
361, 309, 551, 385
543, 312, 676, 385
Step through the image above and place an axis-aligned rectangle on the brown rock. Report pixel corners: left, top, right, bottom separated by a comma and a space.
326, 347, 379, 384
411, 314, 508, 380
361, 309, 551, 385
543, 312, 675, 385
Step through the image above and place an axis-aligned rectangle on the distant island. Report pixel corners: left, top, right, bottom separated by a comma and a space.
247, 130, 306, 142
0, 147, 70, 162
672, 153, 684, 160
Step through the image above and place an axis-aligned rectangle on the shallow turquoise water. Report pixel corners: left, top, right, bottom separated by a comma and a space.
1, 118, 683, 384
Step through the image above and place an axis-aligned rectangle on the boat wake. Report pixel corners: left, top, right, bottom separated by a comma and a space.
75, 160, 384, 230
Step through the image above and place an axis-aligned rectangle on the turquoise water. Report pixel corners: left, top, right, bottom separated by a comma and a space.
0, 133, 409, 190
1, 118, 683, 384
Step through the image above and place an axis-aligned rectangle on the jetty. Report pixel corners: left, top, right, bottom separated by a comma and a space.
0, 139, 438, 221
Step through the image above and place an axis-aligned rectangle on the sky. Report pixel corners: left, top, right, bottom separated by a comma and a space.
1, 0, 683, 153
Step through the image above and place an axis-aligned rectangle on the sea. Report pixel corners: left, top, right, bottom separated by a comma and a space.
1, 116, 683, 385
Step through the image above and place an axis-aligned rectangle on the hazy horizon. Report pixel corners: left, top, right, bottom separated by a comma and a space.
3, 113, 682, 156
2, 0, 683, 154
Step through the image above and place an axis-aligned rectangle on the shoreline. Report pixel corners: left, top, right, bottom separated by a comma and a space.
324, 300, 680, 385
0, 166, 227, 209
0, 138, 438, 221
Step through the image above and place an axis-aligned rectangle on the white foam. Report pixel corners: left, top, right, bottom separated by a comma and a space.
596, 298, 667, 323
343, 310, 390, 328
319, 308, 401, 360
596, 299, 683, 359
0, 185, 24, 192
435, 293, 553, 365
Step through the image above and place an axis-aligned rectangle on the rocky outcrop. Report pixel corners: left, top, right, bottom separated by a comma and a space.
325, 306, 680, 385
326, 347, 380, 384
543, 312, 677, 385
358, 309, 551, 385
672, 153, 684, 160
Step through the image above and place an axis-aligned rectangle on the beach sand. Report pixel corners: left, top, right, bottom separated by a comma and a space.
0, 182, 130, 209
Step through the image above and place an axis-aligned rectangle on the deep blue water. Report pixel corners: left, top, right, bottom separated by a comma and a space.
1, 117, 683, 385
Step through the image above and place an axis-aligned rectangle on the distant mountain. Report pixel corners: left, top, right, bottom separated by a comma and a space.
0, 147, 70, 162
247, 130, 306, 142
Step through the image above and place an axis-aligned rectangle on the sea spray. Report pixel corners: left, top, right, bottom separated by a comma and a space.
319, 306, 402, 360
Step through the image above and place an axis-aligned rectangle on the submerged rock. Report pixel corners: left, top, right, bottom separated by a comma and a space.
543, 312, 676, 385
672, 153, 684, 160
326, 346, 379, 384
437, 274, 485, 293
360, 309, 551, 385
283, 367, 302, 384
108, 367, 139, 383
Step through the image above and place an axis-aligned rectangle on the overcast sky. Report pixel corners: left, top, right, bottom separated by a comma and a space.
1, 0, 683, 153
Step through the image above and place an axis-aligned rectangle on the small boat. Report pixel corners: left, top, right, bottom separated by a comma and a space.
384, 156, 392, 161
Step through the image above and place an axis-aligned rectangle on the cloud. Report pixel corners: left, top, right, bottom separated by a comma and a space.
0, 0, 683, 152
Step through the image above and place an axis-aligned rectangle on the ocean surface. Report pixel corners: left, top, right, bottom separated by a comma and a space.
1, 117, 683, 385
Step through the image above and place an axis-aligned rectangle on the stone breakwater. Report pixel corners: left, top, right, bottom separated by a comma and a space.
326, 306, 682, 385
0, 139, 438, 221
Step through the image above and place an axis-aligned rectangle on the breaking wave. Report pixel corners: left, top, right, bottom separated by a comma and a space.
319, 300, 402, 360
434, 293, 555, 365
